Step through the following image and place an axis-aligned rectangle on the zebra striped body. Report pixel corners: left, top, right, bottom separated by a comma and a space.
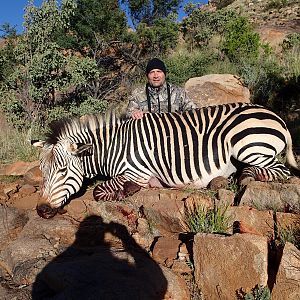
33, 103, 299, 218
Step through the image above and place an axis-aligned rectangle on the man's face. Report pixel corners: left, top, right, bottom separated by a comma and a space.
147, 69, 166, 88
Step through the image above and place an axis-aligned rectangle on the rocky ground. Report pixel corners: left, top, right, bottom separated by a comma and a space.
0, 161, 299, 300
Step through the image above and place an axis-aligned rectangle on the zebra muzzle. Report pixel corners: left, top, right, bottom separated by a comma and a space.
36, 204, 59, 219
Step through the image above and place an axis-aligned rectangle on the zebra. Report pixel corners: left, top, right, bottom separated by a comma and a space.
32, 102, 300, 219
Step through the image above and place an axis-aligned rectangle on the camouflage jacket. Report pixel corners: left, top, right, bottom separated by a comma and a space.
126, 82, 196, 117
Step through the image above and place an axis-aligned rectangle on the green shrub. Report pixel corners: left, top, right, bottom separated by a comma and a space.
240, 285, 271, 300
237, 56, 284, 107
221, 16, 260, 62
182, 8, 237, 50
136, 15, 179, 54
165, 49, 217, 85
266, 0, 289, 9
184, 203, 231, 234
282, 33, 300, 51
46, 96, 108, 124
277, 224, 300, 249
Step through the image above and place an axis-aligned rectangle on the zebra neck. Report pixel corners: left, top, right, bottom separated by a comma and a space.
80, 121, 126, 178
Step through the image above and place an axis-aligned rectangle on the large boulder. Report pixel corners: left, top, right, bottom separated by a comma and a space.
271, 242, 300, 300
194, 233, 268, 299
185, 74, 250, 108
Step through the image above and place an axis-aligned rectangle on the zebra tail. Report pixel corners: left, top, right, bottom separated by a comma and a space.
286, 131, 300, 176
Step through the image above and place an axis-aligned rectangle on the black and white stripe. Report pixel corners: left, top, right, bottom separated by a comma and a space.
33, 103, 299, 208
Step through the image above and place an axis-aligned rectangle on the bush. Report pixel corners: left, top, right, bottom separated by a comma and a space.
221, 16, 260, 62
237, 285, 271, 300
46, 96, 108, 124
182, 9, 237, 50
237, 56, 284, 107
165, 49, 217, 85
184, 203, 231, 234
136, 14, 179, 55
282, 33, 300, 51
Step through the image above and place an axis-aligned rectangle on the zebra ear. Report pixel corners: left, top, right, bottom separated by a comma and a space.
31, 140, 46, 148
69, 143, 92, 155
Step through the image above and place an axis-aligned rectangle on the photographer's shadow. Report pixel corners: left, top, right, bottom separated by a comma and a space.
32, 215, 167, 299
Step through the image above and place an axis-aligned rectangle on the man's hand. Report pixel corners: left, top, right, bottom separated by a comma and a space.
131, 110, 144, 119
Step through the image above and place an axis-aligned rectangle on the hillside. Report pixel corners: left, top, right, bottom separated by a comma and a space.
207, 0, 300, 47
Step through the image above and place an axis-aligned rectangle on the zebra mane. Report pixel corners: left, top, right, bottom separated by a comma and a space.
45, 111, 124, 145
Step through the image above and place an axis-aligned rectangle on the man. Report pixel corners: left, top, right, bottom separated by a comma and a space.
127, 58, 197, 119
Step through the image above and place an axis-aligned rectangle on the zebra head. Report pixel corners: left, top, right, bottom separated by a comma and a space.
32, 139, 92, 219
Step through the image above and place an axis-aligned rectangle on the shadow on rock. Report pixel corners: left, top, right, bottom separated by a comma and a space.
32, 215, 167, 299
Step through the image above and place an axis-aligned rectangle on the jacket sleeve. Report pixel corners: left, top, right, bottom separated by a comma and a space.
126, 94, 140, 118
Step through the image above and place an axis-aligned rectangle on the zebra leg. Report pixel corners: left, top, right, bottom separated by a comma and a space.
239, 161, 291, 186
93, 175, 141, 202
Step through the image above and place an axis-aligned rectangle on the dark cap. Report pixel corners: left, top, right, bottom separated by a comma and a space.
146, 58, 167, 75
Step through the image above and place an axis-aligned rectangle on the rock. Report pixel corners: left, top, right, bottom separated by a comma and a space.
29, 215, 189, 300
65, 198, 88, 220
226, 206, 274, 237
239, 181, 300, 213
208, 176, 228, 190
194, 233, 268, 300
8, 193, 40, 211
256, 26, 288, 52
271, 242, 300, 300
233, 220, 264, 236
128, 189, 193, 233
217, 188, 235, 207
132, 217, 155, 250
152, 235, 181, 267
276, 212, 299, 230
18, 184, 36, 196
2, 183, 19, 198
23, 166, 42, 186
162, 266, 190, 300
0, 161, 39, 176
0, 237, 56, 284
0, 205, 29, 252
185, 74, 250, 108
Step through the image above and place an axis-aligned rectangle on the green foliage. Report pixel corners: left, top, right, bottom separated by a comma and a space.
266, 0, 289, 9
242, 285, 271, 300
282, 33, 300, 51
165, 49, 217, 85
213, 0, 235, 9
136, 15, 179, 54
66, 0, 127, 52
221, 16, 260, 62
277, 224, 300, 249
0, 24, 18, 83
0, 0, 102, 131
182, 9, 237, 50
122, 0, 183, 28
184, 204, 231, 234
0, 90, 26, 129
238, 55, 284, 106
46, 96, 108, 124
227, 176, 240, 194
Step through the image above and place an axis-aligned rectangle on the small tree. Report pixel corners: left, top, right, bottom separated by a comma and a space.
122, 0, 183, 28
2, 0, 101, 128
221, 16, 260, 62
136, 14, 179, 55
65, 0, 127, 56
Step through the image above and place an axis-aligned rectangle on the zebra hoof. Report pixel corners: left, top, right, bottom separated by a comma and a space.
36, 204, 59, 219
